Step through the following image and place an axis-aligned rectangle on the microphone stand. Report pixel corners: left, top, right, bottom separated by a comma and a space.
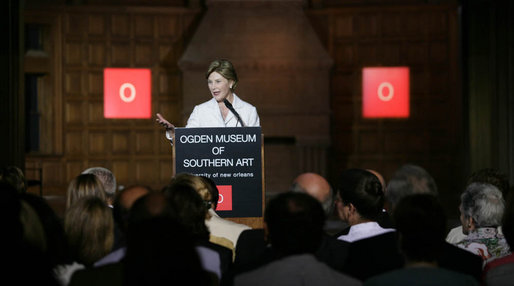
223, 99, 245, 127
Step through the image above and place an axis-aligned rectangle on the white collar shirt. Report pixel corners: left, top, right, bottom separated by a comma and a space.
337, 221, 395, 243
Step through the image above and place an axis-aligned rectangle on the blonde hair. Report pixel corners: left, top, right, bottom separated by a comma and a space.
170, 173, 212, 219
66, 174, 106, 209
205, 59, 239, 91
64, 196, 113, 266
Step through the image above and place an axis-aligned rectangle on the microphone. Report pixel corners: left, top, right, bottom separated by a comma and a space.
224, 99, 245, 127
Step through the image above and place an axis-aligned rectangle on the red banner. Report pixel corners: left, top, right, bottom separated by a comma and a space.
104, 68, 151, 118
362, 67, 409, 118
216, 185, 233, 211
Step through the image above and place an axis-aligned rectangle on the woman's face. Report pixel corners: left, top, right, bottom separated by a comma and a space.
207, 72, 233, 103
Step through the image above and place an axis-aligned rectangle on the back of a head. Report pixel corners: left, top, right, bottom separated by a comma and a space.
20, 193, 70, 266
393, 194, 446, 262
1, 182, 60, 286
127, 192, 174, 227
162, 182, 210, 240
66, 173, 106, 209
0, 166, 27, 194
265, 192, 325, 256
386, 164, 438, 210
337, 168, 384, 220
460, 183, 504, 228
124, 216, 209, 286
113, 185, 152, 233
82, 167, 117, 197
64, 196, 114, 266
170, 173, 213, 208
291, 172, 334, 216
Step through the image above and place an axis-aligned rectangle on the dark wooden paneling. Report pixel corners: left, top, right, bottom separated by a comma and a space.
25, 7, 201, 195
308, 4, 462, 216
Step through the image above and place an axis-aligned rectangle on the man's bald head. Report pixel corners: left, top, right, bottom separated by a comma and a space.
119, 185, 152, 210
113, 185, 152, 232
291, 173, 333, 215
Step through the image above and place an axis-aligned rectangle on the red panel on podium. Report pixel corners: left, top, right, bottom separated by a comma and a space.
103, 68, 151, 118
362, 67, 410, 118
216, 185, 233, 211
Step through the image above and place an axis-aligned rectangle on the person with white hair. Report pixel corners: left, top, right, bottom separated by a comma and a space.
455, 183, 510, 265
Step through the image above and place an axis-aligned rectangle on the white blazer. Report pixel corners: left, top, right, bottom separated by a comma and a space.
186, 94, 260, 127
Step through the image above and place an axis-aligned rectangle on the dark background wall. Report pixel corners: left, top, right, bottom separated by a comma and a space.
1, 0, 513, 221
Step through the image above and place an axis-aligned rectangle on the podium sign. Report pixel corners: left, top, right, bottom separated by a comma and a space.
174, 127, 263, 218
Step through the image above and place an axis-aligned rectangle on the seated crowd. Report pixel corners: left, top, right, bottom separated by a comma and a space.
1, 164, 513, 286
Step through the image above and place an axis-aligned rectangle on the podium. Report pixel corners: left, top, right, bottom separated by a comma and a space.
173, 127, 264, 228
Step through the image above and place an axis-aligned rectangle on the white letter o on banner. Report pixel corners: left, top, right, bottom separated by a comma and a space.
218, 194, 224, 204
377, 82, 394, 102
119, 83, 136, 103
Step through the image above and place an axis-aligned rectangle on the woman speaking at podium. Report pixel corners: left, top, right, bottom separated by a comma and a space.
156, 59, 260, 143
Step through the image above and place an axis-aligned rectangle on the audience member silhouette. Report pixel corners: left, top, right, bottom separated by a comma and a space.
170, 173, 250, 256
364, 194, 479, 286
234, 172, 351, 278
1, 181, 60, 285
290, 172, 351, 272
385, 163, 483, 279
107, 184, 152, 255
334, 168, 403, 280
447, 168, 510, 244
56, 196, 114, 285
162, 181, 233, 282
20, 192, 71, 268
69, 192, 215, 286
455, 183, 510, 265
234, 192, 362, 286
385, 164, 438, 211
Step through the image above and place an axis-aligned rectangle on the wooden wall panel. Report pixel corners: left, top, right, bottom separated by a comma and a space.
135, 131, 156, 154
88, 15, 105, 36
64, 71, 83, 94
87, 101, 105, 124
136, 160, 159, 183
88, 42, 105, 66
111, 41, 131, 65
308, 4, 461, 216
112, 132, 130, 154
25, 7, 201, 195
111, 15, 130, 37
65, 102, 83, 124
112, 160, 130, 186
65, 131, 85, 155
134, 15, 154, 38
64, 41, 83, 65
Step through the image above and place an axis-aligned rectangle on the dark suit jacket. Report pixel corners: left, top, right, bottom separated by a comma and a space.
233, 229, 350, 274
69, 263, 123, 286
437, 242, 483, 281
342, 231, 404, 281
